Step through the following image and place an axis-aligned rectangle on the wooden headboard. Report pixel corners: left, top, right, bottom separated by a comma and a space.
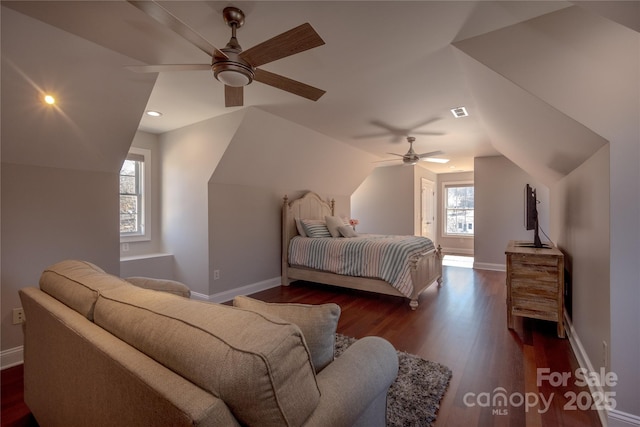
281, 192, 335, 281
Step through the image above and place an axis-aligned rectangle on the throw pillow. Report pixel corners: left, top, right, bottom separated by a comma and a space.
300, 219, 332, 238
325, 215, 348, 237
233, 295, 341, 373
338, 225, 359, 238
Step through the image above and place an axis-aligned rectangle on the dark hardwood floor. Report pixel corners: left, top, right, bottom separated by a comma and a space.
1, 262, 602, 427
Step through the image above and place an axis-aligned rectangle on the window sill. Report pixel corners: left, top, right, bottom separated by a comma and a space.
120, 234, 150, 244
120, 252, 172, 262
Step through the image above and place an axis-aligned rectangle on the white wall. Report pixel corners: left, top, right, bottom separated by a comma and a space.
209, 108, 376, 295
160, 107, 377, 298
551, 145, 610, 377
1, 164, 120, 354
159, 110, 247, 294
455, 7, 639, 416
473, 156, 549, 268
1, 5, 155, 361
351, 165, 415, 235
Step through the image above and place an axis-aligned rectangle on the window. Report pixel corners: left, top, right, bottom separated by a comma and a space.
444, 183, 474, 236
119, 147, 150, 241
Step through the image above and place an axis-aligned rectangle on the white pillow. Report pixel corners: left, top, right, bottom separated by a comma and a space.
324, 215, 347, 237
295, 218, 307, 237
338, 225, 359, 238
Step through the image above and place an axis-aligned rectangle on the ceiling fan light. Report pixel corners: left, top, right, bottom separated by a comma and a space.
213, 62, 254, 87
216, 70, 250, 87
423, 158, 450, 164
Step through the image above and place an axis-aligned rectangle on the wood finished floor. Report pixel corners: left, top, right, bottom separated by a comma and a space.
1, 263, 602, 427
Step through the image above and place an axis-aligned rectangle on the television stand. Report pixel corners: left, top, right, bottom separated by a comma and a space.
505, 240, 565, 338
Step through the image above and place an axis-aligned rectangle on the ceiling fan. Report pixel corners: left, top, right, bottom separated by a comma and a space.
377, 137, 449, 165
355, 117, 444, 143
127, 1, 326, 107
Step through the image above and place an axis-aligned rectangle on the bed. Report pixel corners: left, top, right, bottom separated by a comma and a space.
281, 191, 443, 309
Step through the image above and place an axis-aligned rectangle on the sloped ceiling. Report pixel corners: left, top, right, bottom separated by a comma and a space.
1, 6, 157, 173
2, 1, 637, 181
454, 4, 637, 185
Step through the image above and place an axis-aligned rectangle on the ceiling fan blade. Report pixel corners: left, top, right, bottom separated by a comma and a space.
126, 64, 211, 73
417, 150, 444, 158
127, 0, 227, 60
374, 159, 402, 163
414, 131, 445, 136
386, 153, 405, 157
254, 68, 325, 101
225, 86, 244, 107
353, 131, 393, 139
240, 23, 325, 68
412, 116, 442, 129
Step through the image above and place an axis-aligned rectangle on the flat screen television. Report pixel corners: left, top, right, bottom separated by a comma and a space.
524, 184, 544, 248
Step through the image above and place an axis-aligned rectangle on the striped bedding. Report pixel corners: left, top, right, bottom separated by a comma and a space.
288, 234, 435, 297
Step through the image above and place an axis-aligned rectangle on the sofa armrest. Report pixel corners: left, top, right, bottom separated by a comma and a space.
303, 336, 398, 427
124, 277, 191, 298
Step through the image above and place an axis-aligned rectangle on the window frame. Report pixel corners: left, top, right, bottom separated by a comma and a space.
119, 147, 151, 243
442, 181, 475, 238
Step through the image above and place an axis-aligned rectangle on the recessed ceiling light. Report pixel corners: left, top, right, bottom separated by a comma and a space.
451, 106, 468, 118
146, 110, 163, 117
449, 165, 456, 169
43, 94, 56, 105
424, 158, 450, 164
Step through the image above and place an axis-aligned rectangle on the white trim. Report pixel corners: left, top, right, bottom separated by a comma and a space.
473, 262, 506, 272
120, 147, 151, 243
441, 180, 474, 238
190, 277, 282, 303
439, 246, 474, 256
564, 312, 612, 427
1, 345, 24, 370
608, 410, 640, 427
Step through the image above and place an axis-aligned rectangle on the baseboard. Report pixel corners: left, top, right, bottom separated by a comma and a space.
1, 346, 24, 370
191, 276, 282, 303
439, 247, 474, 256
473, 262, 506, 271
563, 313, 640, 427
564, 312, 608, 426
608, 410, 640, 427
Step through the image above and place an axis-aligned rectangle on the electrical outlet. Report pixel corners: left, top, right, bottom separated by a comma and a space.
121, 243, 130, 252
12, 308, 25, 325
213, 270, 220, 280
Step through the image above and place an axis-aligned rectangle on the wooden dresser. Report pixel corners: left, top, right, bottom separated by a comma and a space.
505, 240, 565, 338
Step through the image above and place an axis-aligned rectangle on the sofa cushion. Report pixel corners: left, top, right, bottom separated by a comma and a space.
233, 296, 340, 373
94, 286, 320, 427
39, 260, 129, 320
124, 277, 191, 298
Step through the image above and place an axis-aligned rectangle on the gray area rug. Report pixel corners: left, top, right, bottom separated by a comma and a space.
334, 334, 452, 427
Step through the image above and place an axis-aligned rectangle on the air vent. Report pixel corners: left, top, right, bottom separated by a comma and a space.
451, 107, 468, 118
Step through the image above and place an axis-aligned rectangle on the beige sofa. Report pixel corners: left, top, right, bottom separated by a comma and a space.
19, 260, 398, 427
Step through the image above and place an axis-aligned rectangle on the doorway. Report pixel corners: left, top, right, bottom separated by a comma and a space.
421, 178, 435, 241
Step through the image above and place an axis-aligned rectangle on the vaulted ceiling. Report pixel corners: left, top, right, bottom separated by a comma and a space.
2, 1, 637, 180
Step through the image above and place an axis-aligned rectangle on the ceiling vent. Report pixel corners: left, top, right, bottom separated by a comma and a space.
451, 107, 468, 118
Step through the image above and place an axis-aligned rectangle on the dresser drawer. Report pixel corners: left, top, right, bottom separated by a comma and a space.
510, 253, 560, 268
511, 279, 558, 298
511, 295, 559, 321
